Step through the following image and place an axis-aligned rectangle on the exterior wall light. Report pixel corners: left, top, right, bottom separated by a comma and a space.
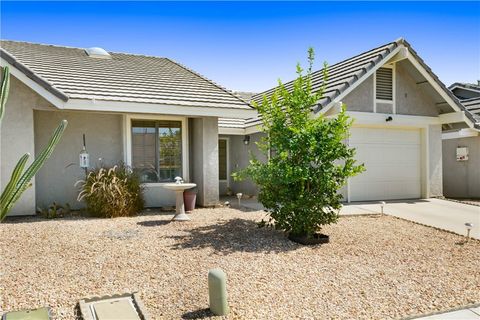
386, 116, 393, 122
243, 135, 250, 145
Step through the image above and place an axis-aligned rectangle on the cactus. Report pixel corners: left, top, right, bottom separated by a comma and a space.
0, 66, 68, 221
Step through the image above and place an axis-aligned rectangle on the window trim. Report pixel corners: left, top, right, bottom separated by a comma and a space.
218, 137, 230, 184
124, 114, 189, 184
373, 64, 396, 114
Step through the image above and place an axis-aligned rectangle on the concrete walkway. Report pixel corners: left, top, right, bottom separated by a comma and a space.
227, 196, 480, 239
410, 305, 480, 319
340, 198, 480, 239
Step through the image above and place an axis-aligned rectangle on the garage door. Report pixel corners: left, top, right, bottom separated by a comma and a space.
349, 127, 421, 201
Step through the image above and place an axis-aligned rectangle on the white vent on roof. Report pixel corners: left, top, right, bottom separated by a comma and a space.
85, 47, 111, 59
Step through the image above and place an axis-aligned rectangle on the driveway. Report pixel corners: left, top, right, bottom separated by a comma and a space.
341, 198, 480, 239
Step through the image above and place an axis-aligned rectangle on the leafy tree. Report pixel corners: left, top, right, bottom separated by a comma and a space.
233, 48, 364, 239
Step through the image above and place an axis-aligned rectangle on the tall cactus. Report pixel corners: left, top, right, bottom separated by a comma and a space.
0, 66, 68, 220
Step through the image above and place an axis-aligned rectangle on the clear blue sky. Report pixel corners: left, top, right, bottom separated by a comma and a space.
1, 1, 479, 93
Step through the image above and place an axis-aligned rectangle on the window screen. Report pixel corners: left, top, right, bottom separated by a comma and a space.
376, 67, 393, 101
131, 120, 182, 183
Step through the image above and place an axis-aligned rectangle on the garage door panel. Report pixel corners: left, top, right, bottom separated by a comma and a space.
349, 127, 421, 201
349, 127, 420, 144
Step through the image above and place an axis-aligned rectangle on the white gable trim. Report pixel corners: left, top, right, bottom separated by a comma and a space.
0, 58, 67, 109
65, 98, 257, 118
442, 128, 479, 140
320, 45, 403, 115
404, 54, 476, 129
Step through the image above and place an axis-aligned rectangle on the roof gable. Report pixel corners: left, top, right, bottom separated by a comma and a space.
220, 38, 477, 131
0, 40, 253, 116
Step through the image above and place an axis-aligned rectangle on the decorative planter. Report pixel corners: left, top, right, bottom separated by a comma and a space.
288, 233, 329, 245
184, 190, 197, 212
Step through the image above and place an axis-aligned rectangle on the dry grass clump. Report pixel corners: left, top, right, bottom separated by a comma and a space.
76, 164, 144, 218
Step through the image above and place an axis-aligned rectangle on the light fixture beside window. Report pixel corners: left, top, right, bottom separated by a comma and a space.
243, 135, 250, 145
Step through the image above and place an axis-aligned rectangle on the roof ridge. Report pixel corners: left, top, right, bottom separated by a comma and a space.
164, 57, 253, 108
251, 38, 401, 100
0, 39, 171, 60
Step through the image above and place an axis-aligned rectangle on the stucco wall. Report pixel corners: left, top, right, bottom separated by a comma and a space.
34, 110, 124, 209
342, 75, 374, 112
191, 117, 219, 206
342, 60, 439, 117
227, 132, 266, 196
442, 136, 480, 198
428, 125, 443, 197
0, 77, 40, 215
395, 61, 438, 116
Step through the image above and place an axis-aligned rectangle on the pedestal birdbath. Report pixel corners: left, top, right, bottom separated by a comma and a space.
162, 180, 196, 221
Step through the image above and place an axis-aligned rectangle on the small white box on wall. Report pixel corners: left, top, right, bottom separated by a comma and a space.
456, 147, 468, 161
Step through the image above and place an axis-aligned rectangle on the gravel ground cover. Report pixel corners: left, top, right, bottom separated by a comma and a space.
1, 207, 479, 319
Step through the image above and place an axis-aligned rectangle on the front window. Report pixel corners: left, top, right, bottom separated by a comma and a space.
131, 120, 182, 183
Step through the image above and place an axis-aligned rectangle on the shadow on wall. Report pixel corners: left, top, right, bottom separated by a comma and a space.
167, 218, 301, 255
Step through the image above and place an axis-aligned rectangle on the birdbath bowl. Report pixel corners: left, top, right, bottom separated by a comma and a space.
162, 183, 196, 221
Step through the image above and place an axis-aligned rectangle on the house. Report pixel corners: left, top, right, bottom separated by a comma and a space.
218, 38, 476, 202
442, 82, 480, 198
1, 38, 476, 216
0, 40, 256, 215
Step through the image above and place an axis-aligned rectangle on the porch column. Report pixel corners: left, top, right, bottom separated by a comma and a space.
191, 117, 219, 206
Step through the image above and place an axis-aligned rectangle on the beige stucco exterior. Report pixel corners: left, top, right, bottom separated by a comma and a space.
1, 77, 38, 215
225, 59, 446, 200
1, 74, 225, 215
34, 110, 124, 209
442, 136, 480, 198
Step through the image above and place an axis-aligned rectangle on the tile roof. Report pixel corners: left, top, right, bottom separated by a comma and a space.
461, 97, 480, 123
220, 38, 478, 130
0, 40, 252, 110
449, 82, 480, 93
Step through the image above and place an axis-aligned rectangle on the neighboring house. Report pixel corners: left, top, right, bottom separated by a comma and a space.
0, 40, 256, 215
218, 38, 476, 202
449, 82, 480, 100
443, 82, 480, 198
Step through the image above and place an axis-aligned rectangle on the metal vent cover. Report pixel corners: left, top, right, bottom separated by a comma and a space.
376, 67, 393, 100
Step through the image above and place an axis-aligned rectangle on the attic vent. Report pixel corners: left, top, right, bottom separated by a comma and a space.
85, 47, 111, 59
376, 67, 393, 101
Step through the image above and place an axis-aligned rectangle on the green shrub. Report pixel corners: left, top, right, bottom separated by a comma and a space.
37, 202, 70, 219
77, 164, 144, 218
233, 48, 364, 238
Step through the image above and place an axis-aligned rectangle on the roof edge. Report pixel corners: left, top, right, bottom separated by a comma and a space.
164, 57, 254, 110
0, 48, 69, 102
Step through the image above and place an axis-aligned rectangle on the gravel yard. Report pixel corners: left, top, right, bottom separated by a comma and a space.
1, 207, 479, 320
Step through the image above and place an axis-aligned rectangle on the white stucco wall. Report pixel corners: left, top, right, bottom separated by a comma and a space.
0, 77, 40, 215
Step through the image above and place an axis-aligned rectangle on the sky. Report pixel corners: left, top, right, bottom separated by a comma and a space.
1, 1, 479, 93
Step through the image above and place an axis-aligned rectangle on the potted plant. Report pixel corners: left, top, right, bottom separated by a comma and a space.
184, 186, 197, 212
233, 48, 364, 245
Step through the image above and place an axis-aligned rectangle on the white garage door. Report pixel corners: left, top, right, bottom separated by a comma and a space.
349, 127, 421, 201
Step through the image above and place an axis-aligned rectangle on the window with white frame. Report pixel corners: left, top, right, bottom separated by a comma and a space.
375, 67, 393, 101
131, 120, 182, 183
